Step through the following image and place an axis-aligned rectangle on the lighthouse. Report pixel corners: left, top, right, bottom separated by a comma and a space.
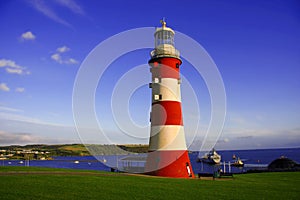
145, 20, 194, 178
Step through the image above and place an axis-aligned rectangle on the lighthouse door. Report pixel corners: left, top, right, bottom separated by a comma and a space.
186, 162, 192, 177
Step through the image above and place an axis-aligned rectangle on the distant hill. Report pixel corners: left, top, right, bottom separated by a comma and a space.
0, 144, 149, 157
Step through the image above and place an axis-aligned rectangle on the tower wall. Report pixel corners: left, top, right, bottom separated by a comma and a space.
146, 56, 194, 178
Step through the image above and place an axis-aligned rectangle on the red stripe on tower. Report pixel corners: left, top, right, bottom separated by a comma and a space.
150, 57, 181, 79
151, 101, 183, 126
145, 20, 194, 178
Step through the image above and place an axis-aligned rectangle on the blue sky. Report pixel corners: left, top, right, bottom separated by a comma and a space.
0, 0, 299, 150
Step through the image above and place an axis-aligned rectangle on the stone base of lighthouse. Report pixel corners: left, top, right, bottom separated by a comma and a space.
145, 150, 194, 178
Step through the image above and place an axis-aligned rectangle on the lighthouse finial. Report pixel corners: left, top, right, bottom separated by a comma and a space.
160, 17, 166, 28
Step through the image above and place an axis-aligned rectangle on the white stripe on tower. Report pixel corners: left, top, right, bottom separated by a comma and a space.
151, 78, 181, 102
149, 125, 186, 151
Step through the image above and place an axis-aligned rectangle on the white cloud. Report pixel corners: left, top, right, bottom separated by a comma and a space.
51, 46, 78, 65
57, 45, 70, 53
29, 0, 72, 27
0, 111, 80, 145
66, 58, 78, 64
0, 113, 79, 145
0, 112, 73, 128
6, 67, 23, 74
0, 83, 10, 92
0, 59, 22, 69
16, 88, 25, 93
0, 59, 30, 75
28, 0, 86, 28
0, 106, 23, 113
214, 126, 300, 150
0, 130, 43, 145
21, 31, 36, 40
0, 129, 79, 145
55, 0, 85, 15
0, 112, 44, 125
51, 53, 62, 63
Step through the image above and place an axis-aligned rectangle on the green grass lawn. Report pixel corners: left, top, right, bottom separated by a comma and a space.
0, 166, 299, 200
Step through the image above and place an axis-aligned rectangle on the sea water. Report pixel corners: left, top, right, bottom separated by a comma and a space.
190, 148, 300, 174
2, 148, 299, 174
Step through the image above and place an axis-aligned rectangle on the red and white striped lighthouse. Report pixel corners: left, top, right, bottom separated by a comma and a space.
145, 20, 194, 178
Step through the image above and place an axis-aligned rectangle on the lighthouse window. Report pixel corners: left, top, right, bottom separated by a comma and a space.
154, 77, 161, 83
176, 63, 179, 68
155, 32, 163, 46
154, 94, 162, 100
149, 83, 152, 88
155, 31, 175, 46
178, 78, 181, 84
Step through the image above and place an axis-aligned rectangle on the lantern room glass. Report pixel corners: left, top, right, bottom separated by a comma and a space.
155, 30, 174, 47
